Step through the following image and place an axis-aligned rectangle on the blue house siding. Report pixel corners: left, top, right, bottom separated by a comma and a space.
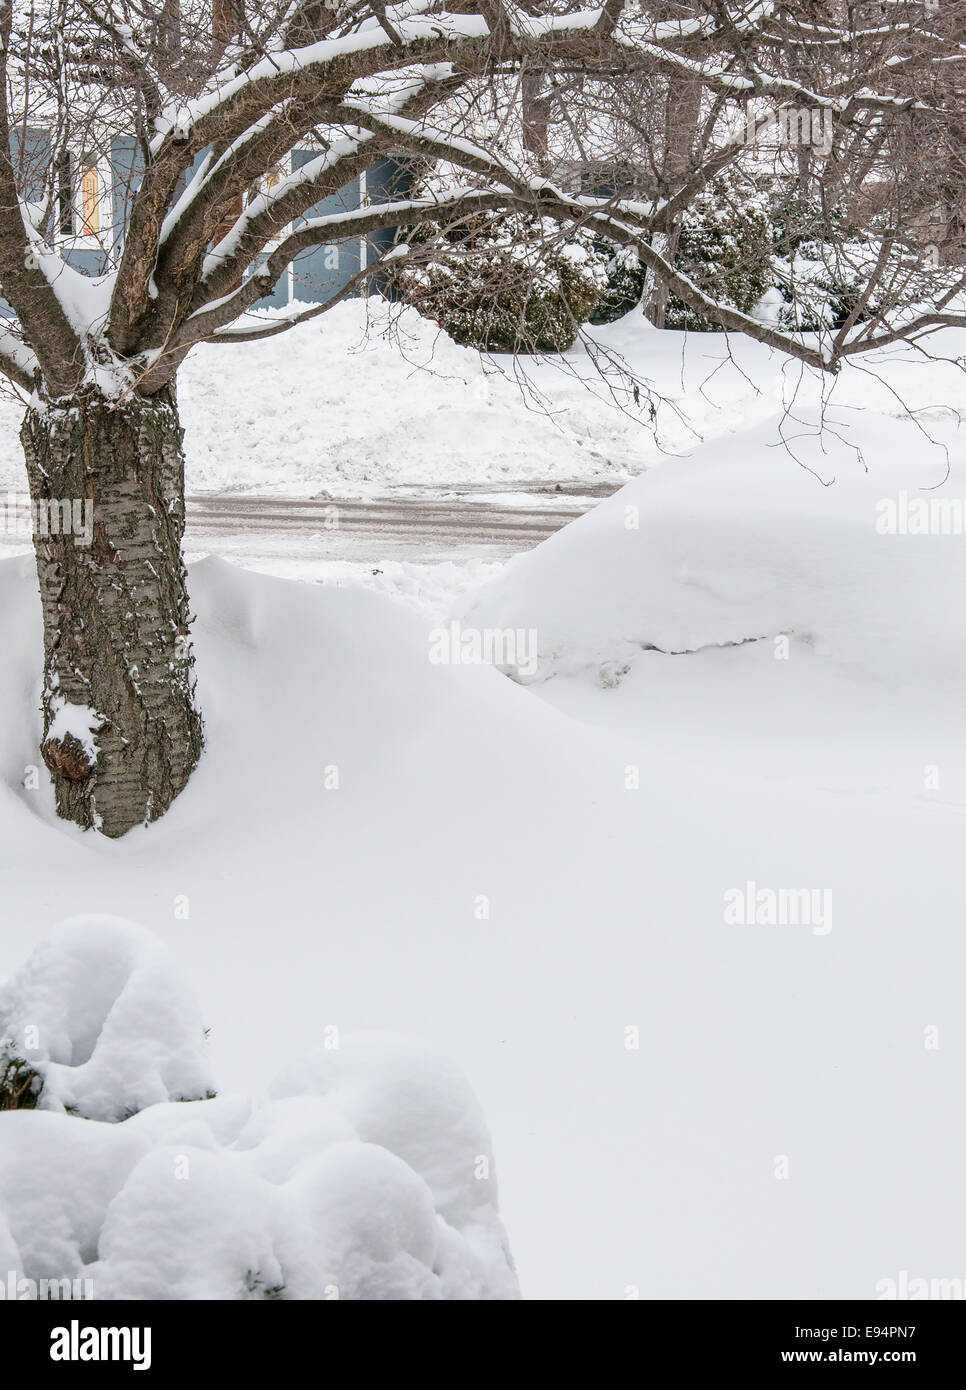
288, 149, 362, 306
290, 229, 361, 304
247, 255, 290, 310
110, 137, 146, 248
250, 153, 415, 310
365, 156, 416, 262
1, 126, 52, 314
10, 124, 52, 203
63, 248, 110, 276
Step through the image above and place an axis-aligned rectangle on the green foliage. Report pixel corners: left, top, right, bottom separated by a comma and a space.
243, 1269, 286, 1299
665, 171, 774, 331
0, 1039, 42, 1110
588, 244, 647, 325
768, 195, 945, 332
391, 208, 607, 353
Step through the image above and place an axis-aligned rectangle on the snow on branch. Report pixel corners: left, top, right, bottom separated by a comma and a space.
0, 328, 40, 392
1, 0, 962, 397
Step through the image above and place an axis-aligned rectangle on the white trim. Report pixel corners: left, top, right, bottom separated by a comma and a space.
359, 166, 368, 273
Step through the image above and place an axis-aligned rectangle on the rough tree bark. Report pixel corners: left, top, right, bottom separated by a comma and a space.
645, 69, 703, 329
21, 390, 203, 838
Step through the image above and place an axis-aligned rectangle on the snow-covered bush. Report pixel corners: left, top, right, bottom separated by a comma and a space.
771, 237, 874, 332
767, 195, 872, 331
0, 916, 215, 1121
0, 918, 519, 1300
665, 171, 774, 331
0, 1041, 41, 1110
391, 208, 607, 353
765, 194, 951, 332
588, 243, 647, 325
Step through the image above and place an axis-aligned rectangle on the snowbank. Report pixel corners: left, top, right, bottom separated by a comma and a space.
461, 408, 966, 687
0, 919, 518, 1300
0, 496, 965, 1297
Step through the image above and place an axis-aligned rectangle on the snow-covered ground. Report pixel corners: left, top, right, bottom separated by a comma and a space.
0, 298, 807, 497
1, 920, 517, 1300
2, 304, 966, 1298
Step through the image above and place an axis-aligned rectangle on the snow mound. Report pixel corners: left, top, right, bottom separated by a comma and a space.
0, 916, 214, 1121
460, 411, 966, 687
269, 1035, 510, 1267
0, 921, 518, 1301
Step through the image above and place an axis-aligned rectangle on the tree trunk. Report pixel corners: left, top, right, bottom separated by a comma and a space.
21, 388, 203, 838
645, 61, 703, 329
644, 230, 677, 330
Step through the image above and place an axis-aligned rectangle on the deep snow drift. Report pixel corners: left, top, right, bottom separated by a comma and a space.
0, 508, 964, 1296
2, 308, 966, 1298
463, 409, 966, 682
0, 919, 518, 1300
461, 406, 966, 801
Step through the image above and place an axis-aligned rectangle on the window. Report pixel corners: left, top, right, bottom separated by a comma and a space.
80, 163, 100, 234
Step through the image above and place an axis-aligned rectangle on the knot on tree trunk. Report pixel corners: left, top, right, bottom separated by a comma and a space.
42, 732, 95, 782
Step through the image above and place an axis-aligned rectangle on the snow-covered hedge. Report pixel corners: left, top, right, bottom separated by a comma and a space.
391, 209, 607, 353
588, 243, 647, 325
762, 193, 957, 332
0, 918, 519, 1300
0, 917, 215, 1121
665, 171, 773, 331
771, 236, 946, 333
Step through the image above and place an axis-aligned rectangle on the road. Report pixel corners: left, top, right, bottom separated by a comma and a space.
184, 480, 620, 565
0, 481, 619, 567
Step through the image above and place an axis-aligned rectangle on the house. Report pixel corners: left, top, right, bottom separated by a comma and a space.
4, 126, 414, 315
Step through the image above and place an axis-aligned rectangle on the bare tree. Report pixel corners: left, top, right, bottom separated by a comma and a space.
0, 0, 964, 836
